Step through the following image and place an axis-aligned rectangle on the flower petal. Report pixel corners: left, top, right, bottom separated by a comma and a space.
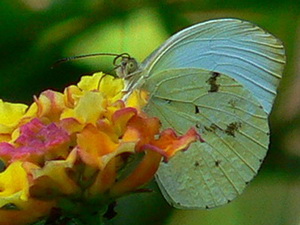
78, 72, 124, 102
0, 100, 28, 134
112, 107, 137, 138
77, 72, 105, 91
126, 89, 148, 111
77, 124, 119, 169
143, 128, 201, 162
123, 115, 160, 149
61, 91, 104, 124
0, 161, 30, 206
35, 90, 65, 122
64, 85, 82, 108
29, 148, 79, 196
109, 150, 162, 197
1, 118, 72, 164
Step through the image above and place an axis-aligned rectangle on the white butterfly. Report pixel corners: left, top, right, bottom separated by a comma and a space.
114, 18, 286, 209
116, 18, 285, 209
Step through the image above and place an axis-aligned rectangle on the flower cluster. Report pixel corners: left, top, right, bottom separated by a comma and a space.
0, 73, 199, 224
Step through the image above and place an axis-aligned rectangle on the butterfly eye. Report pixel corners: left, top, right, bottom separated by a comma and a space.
126, 59, 138, 74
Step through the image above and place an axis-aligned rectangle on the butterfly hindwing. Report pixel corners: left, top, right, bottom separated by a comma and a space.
142, 68, 269, 209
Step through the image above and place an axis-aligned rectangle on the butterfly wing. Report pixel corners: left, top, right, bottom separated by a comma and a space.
140, 18, 285, 114
142, 68, 269, 209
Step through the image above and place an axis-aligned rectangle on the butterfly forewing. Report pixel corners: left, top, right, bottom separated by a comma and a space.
142, 68, 269, 209
141, 18, 285, 114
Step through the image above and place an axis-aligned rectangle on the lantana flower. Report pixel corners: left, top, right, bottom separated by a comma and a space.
0, 73, 200, 225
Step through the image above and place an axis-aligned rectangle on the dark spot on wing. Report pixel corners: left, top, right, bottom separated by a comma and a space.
194, 161, 200, 167
204, 126, 213, 133
215, 160, 221, 167
205, 205, 209, 209
259, 159, 263, 163
195, 123, 208, 135
228, 99, 237, 108
204, 123, 221, 133
164, 99, 172, 104
225, 122, 242, 137
207, 72, 221, 92
227, 199, 231, 204
195, 105, 200, 114
245, 181, 250, 185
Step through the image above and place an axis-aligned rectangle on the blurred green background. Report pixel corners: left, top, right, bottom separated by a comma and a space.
1, 0, 300, 224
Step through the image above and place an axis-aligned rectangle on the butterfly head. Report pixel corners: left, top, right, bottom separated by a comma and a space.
114, 53, 139, 79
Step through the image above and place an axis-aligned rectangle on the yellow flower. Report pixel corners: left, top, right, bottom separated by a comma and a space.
0, 100, 28, 142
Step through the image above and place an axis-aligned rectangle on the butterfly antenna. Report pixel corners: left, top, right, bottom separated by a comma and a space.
51, 53, 124, 69
113, 53, 131, 66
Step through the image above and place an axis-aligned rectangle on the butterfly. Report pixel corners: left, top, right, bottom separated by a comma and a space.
114, 18, 286, 209
65, 18, 285, 209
